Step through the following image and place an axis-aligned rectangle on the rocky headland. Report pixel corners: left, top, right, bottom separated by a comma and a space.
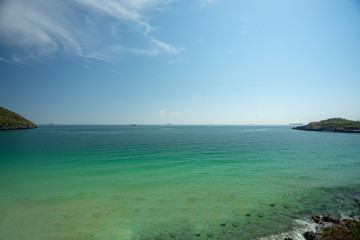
0, 106, 37, 130
293, 118, 360, 133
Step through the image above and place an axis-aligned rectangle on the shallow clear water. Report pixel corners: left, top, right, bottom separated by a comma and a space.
0, 125, 359, 240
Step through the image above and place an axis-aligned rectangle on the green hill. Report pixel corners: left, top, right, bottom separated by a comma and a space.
293, 118, 360, 133
0, 107, 37, 130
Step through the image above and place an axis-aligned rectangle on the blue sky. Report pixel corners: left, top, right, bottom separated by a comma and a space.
0, 0, 359, 124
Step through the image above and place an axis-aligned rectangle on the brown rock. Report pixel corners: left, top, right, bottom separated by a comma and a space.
322, 214, 340, 224
343, 219, 360, 229
312, 215, 320, 223
303, 231, 316, 240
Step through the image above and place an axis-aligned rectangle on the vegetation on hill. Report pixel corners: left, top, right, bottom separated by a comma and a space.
308, 118, 360, 130
0, 107, 37, 130
294, 118, 360, 133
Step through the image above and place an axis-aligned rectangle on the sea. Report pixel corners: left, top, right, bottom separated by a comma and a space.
0, 125, 359, 240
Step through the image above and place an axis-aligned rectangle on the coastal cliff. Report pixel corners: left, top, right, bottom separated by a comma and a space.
293, 118, 360, 133
0, 107, 37, 130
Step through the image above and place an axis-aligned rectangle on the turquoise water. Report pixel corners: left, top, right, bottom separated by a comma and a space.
0, 125, 359, 240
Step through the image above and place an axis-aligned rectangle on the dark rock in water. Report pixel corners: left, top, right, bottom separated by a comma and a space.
284, 237, 293, 240
169, 233, 176, 238
290, 215, 298, 219
219, 223, 226, 227
283, 204, 290, 209
257, 213, 264, 218
232, 223, 238, 228
354, 199, 360, 210
322, 214, 340, 224
269, 203, 275, 207
303, 231, 316, 240
194, 233, 201, 237
206, 233, 214, 237
245, 213, 251, 217
311, 215, 320, 223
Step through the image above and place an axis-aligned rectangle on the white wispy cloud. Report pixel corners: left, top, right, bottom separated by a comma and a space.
151, 38, 183, 54
227, 50, 236, 55
167, 58, 184, 65
200, 0, 219, 9
160, 110, 167, 116
159, 110, 183, 117
0, 0, 181, 63
0, 57, 14, 64
170, 112, 183, 116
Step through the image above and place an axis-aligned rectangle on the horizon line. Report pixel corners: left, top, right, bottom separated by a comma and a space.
36, 123, 298, 126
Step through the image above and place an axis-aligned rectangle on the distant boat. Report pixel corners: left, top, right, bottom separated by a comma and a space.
129, 124, 136, 127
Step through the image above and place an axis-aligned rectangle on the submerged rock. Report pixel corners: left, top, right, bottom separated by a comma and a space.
206, 233, 214, 237
354, 199, 360, 211
283, 204, 290, 209
232, 223, 238, 228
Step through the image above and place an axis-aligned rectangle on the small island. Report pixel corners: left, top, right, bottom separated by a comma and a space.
293, 118, 360, 133
0, 107, 37, 130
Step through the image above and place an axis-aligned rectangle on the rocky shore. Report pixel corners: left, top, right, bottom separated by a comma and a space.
0, 125, 37, 130
282, 199, 360, 240
293, 125, 360, 133
301, 214, 360, 240
277, 198, 360, 240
